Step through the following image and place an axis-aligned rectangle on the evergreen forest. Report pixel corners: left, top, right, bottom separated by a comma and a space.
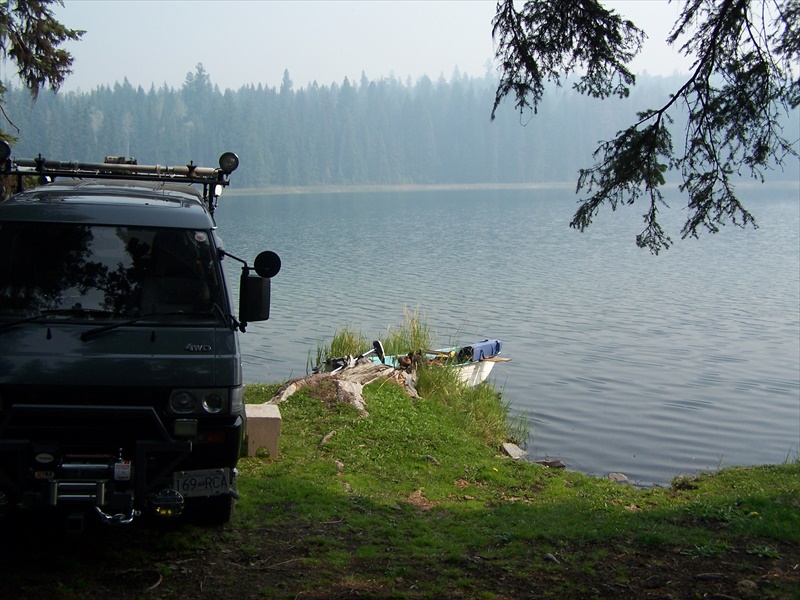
3, 65, 798, 190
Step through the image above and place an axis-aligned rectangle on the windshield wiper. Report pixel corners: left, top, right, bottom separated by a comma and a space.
80, 310, 218, 342
0, 313, 48, 332
1, 308, 222, 340
0, 308, 116, 333
45, 308, 118, 319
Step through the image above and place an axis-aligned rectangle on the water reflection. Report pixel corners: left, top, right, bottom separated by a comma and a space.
0, 223, 223, 318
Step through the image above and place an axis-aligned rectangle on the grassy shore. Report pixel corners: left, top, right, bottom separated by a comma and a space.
234, 380, 799, 598
1, 369, 797, 599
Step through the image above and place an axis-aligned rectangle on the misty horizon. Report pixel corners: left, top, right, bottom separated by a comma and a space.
49, 1, 693, 96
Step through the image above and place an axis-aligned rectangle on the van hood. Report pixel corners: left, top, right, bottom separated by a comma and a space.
0, 323, 239, 388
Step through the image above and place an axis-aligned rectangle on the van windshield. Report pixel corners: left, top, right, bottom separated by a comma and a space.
0, 223, 225, 319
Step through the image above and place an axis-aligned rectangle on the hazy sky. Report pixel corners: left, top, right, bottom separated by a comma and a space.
35, 0, 692, 93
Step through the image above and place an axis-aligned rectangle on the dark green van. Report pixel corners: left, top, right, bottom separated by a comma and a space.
0, 148, 280, 529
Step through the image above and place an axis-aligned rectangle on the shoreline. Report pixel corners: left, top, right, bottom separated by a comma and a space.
225, 181, 576, 197
226, 178, 799, 197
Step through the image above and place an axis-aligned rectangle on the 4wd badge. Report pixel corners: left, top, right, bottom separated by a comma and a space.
185, 343, 212, 352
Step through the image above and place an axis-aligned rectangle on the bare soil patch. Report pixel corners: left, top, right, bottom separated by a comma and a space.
0, 512, 797, 598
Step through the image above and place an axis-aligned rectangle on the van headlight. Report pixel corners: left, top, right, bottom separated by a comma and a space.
202, 392, 224, 414
169, 391, 197, 414
168, 389, 233, 415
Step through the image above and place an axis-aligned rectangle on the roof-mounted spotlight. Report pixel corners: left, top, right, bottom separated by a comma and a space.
219, 152, 239, 175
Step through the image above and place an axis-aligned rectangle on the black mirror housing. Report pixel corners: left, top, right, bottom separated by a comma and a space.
254, 251, 281, 279
239, 272, 271, 325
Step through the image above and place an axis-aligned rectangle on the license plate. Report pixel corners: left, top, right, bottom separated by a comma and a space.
173, 468, 233, 498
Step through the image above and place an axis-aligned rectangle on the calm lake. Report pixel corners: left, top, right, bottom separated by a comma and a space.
214, 186, 800, 486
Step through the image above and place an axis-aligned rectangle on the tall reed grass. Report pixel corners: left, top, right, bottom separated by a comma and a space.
311, 306, 435, 369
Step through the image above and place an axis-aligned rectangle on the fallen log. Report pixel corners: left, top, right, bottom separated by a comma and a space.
267, 362, 405, 416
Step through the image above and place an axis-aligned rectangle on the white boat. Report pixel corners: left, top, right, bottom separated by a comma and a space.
318, 339, 509, 387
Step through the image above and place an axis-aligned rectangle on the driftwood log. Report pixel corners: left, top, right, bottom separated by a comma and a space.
267, 361, 418, 417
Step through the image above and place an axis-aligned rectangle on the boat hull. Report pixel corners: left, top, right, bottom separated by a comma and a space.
454, 358, 496, 386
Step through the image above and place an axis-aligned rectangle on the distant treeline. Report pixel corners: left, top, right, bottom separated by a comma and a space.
4, 65, 798, 189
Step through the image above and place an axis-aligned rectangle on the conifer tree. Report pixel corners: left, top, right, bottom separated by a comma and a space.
492, 0, 799, 252
0, 0, 83, 140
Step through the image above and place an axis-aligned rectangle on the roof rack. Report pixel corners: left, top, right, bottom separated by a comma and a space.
0, 141, 239, 214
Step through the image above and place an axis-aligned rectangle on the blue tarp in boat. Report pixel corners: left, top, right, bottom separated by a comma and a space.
458, 339, 502, 362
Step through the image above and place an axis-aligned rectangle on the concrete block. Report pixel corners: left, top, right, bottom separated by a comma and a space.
246, 403, 282, 458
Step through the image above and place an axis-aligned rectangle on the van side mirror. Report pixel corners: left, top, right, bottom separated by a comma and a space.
239, 271, 271, 326
219, 249, 281, 332
236, 251, 281, 331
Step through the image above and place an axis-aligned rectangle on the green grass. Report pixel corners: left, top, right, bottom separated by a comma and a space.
309, 312, 525, 448
2, 367, 795, 598
309, 325, 369, 370
234, 315, 798, 597
380, 306, 436, 356
237, 377, 800, 598
311, 307, 438, 370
